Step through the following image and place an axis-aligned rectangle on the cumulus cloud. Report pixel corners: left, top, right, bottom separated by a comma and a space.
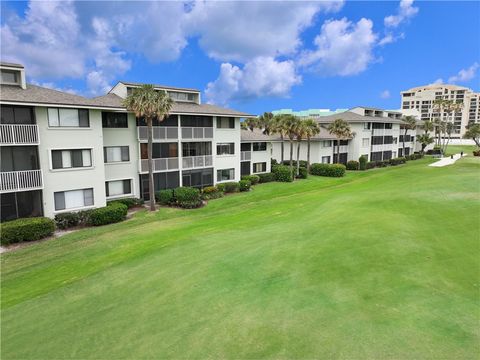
433, 78, 444, 85
384, 0, 419, 28
299, 18, 377, 76
205, 57, 301, 106
448, 62, 479, 83
30, 80, 77, 95
378, 32, 405, 46
380, 90, 391, 99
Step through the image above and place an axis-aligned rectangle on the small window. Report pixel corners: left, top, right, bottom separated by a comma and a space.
217, 168, 235, 182
52, 149, 92, 169
102, 112, 128, 128
54, 188, 94, 211
0, 70, 18, 84
216, 117, 235, 129
48, 108, 90, 127
364, 122, 371, 130
105, 179, 132, 197
252, 142, 267, 151
104, 146, 130, 163
253, 162, 266, 173
322, 140, 331, 147
321, 156, 330, 164
216, 143, 235, 155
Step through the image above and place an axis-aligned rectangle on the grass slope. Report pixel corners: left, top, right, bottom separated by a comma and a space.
1, 156, 479, 359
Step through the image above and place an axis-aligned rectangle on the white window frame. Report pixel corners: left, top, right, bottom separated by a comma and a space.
216, 168, 235, 182
105, 177, 135, 199
104, 146, 130, 164
53, 188, 95, 213
47, 108, 91, 129
49, 147, 94, 172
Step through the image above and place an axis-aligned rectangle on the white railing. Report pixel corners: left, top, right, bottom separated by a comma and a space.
182, 155, 213, 169
338, 145, 349, 153
0, 170, 43, 193
181, 127, 214, 140
241, 151, 251, 161
137, 126, 178, 141
0, 124, 39, 145
139, 158, 179, 173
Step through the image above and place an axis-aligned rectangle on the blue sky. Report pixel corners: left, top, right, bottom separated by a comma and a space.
1, 1, 479, 115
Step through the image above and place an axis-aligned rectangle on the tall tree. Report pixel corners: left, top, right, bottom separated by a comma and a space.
282, 115, 300, 172
271, 115, 288, 163
463, 123, 480, 147
328, 119, 353, 164
432, 99, 463, 149
401, 115, 417, 157
257, 112, 274, 135
416, 133, 434, 154
303, 118, 321, 172
123, 85, 174, 211
243, 117, 258, 131
294, 121, 308, 176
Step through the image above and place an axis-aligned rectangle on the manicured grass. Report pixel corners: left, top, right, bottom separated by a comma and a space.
2, 156, 479, 359
444, 144, 477, 156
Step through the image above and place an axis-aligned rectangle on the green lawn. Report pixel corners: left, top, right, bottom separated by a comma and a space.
2, 155, 479, 359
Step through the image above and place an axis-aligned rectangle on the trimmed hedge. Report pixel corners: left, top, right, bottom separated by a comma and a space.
346, 160, 359, 170
359, 155, 367, 170
87, 202, 128, 226
201, 186, 223, 200
310, 163, 346, 177
108, 197, 143, 209
222, 182, 240, 193
258, 172, 276, 183
273, 165, 294, 182
474, 149, 480, 156
389, 157, 407, 166
239, 180, 251, 192
241, 175, 260, 185
297, 167, 308, 179
156, 189, 175, 205
174, 187, 202, 208
366, 161, 376, 170
54, 212, 80, 230
1, 217, 55, 245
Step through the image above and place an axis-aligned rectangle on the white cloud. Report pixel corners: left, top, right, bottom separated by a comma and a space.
30, 80, 77, 95
378, 32, 405, 46
299, 18, 377, 76
205, 57, 301, 106
433, 78, 444, 85
380, 90, 391, 99
384, 0, 419, 28
448, 62, 479, 83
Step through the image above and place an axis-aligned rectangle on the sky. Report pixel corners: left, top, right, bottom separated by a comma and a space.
1, 0, 479, 115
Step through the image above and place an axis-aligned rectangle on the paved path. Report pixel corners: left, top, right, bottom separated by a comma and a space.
429, 153, 467, 167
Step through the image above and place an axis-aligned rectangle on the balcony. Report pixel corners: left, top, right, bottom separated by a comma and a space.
181, 127, 214, 140
241, 151, 251, 161
0, 124, 39, 145
182, 155, 213, 169
137, 126, 178, 141
0, 170, 43, 193
139, 158, 179, 173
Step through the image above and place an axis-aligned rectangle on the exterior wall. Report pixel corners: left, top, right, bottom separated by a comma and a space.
250, 143, 272, 174
36, 107, 107, 218
271, 140, 336, 164
213, 117, 241, 183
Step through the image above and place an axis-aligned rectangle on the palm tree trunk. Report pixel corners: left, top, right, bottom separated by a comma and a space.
403, 128, 406, 157
289, 139, 294, 171
307, 138, 311, 172
296, 140, 301, 176
336, 141, 340, 164
147, 117, 155, 211
280, 134, 284, 163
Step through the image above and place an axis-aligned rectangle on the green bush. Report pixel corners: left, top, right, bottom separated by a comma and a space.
223, 182, 240, 193
366, 161, 376, 170
107, 198, 143, 209
239, 179, 251, 192
201, 186, 223, 200
87, 203, 128, 226
297, 167, 308, 179
258, 172, 276, 183
359, 156, 367, 170
156, 189, 175, 205
390, 157, 407, 166
54, 212, 79, 230
1, 217, 55, 245
273, 165, 294, 182
281, 160, 308, 168
241, 175, 260, 185
310, 163, 346, 177
346, 160, 359, 170
474, 149, 480, 156
216, 183, 226, 192
271, 158, 278, 165
174, 187, 202, 208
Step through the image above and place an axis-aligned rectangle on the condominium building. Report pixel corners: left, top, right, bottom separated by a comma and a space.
401, 84, 480, 137
0, 62, 253, 221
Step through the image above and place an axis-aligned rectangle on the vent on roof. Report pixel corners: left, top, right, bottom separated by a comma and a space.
0, 62, 26, 89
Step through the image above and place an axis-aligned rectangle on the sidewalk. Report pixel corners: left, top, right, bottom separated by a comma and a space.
429, 153, 467, 167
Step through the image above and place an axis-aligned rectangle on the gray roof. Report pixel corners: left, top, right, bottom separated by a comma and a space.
241, 127, 342, 142
0, 62, 24, 69
116, 81, 200, 93
316, 111, 405, 124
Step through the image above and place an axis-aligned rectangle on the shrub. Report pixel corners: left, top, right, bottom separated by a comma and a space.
328, 164, 346, 177
239, 179, 251, 192
54, 212, 79, 230
271, 158, 278, 165
156, 189, 175, 205
223, 182, 240, 193
1, 217, 55, 245
108, 198, 142, 209
359, 155, 367, 170
216, 183, 226, 192
174, 187, 202, 208
366, 161, 376, 170
87, 202, 128, 226
201, 186, 223, 200
241, 174, 260, 185
282, 160, 308, 168
310, 163, 346, 177
297, 167, 308, 179
310, 163, 330, 176
346, 160, 359, 170
258, 172, 276, 183
273, 165, 294, 182
473, 149, 480, 156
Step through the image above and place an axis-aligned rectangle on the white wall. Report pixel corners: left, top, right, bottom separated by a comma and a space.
213, 117, 241, 183
271, 140, 335, 164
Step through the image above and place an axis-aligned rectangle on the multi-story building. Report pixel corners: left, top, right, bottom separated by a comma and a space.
0, 62, 253, 220
401, 84, 480, 137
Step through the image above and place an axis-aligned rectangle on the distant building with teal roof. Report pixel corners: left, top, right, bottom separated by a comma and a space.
271, 108, 348, 118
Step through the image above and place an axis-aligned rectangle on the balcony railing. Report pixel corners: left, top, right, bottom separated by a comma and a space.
182, 155, 213, 169
241, 151, 251, 161
181, 127, 214, 140
137, 126, 178, 141
0, 124, 39, 145
140, 158, 179, 173
0, 170, 43, 193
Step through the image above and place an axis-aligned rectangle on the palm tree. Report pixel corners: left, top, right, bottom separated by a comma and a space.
303, 118, 320, 172
271, 115, 288, 163
416, 133, 434, 154
401, 115, 417, 157
123, 85, 174, 211
244, 117, 258, 131
327, 118, 353, 164
282, 115, 300, 172
294, 121, 308, 176
463, 123, 480, 147
257, 112, 274, 135
423, 119, 434, 135
433, 99, 463, 148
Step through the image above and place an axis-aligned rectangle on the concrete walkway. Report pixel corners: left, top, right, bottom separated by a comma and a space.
429, 153, 467, 167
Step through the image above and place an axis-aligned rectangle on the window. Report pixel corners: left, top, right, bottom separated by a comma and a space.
217, 143, 235, 155
54, 188, 94, 211
182, 142, 211, 157
370, 151, 383, 161
180, 115, 213, 127
385, 123, 393, 129
253, 162, 266, 173
322, 140, 332, 147
0, 70, 18, 84
216, 117, 235, 129
105, 179, 132, 197
136, 114, 178, 127
372, 136, 383, 145
140, 143, 177, 159
253, 142, 267, 151
52, 149, 92, 169
102, 112, 128, 128
140, 171, 180, 200
383, 136, 393, 145
217, 168, 235, 181
1, 106, 34, 124
372, 122, 384, 129
241, 143, 251, 151
322, 156, 330, 164
182, 168, 213, 189
362, 138, 370, 147
48, 108, 89, 127
363, 122, 371, 130
333, 140, 349, 146
104, 146, 129, 163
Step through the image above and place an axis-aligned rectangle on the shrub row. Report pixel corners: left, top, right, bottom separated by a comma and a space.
156, 187, 203, 208
310, 163, 346, 177
107, 197, 143, 209
0, 217, 55, 245
346, 160, 359, 171
272, 164, 294, 182
241, 175, 260, 185
365, 154, 423, 170
55, 201, 129, 229
258, 172, 276, 183
201, 186, 224, 200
